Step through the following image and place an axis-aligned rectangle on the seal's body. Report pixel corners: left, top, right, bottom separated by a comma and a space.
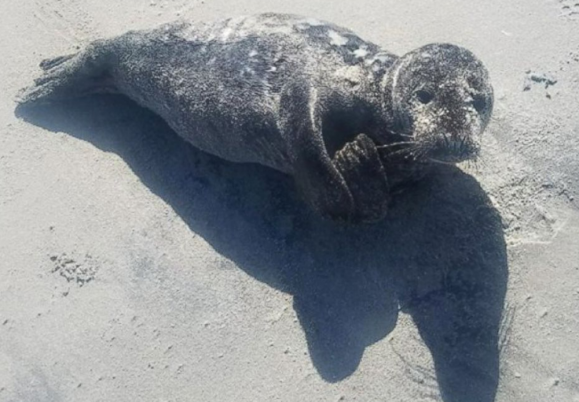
18, 13, 494, 222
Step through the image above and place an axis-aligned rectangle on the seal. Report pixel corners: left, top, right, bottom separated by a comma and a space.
17, 13, 494, 223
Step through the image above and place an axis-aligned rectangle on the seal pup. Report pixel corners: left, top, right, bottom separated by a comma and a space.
17, 13, 493, 223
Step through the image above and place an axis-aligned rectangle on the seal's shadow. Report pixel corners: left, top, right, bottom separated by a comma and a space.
17, 95, 508, 402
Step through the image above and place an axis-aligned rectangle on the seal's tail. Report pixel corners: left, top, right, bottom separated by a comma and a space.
16, 41, 115, 106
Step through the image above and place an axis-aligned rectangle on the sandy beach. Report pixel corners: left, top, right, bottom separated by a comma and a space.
1, 1, 578, 401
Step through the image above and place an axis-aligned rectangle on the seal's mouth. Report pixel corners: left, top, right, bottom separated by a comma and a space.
375, 133, 479, 166
426, 134, 481, 164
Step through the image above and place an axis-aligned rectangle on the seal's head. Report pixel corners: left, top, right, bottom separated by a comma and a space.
386, 43, 493, 164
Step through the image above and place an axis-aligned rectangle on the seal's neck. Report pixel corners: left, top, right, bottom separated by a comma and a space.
351, 56, 404, 142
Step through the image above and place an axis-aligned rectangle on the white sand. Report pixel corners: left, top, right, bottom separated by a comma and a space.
1, 1, 578, 401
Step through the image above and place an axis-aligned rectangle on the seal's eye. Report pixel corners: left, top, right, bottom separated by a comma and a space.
472, 95, 487, 113
416, 89, 434, 104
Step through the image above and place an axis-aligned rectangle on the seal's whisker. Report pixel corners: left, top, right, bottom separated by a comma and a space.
468, 159, 482, 173
376, 141, 417, 149
428, 158, 455, 166
442, 133, 450, 148
408, 143, 431, 160
472, 153, 489, 169
387, 147, 415, 157
394, 133, 414, 138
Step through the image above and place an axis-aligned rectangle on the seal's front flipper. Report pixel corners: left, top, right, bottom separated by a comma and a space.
334, 133, 391, 223
17, 41, 114, 106
281, 82, 356, 222
293, 147, 356, 222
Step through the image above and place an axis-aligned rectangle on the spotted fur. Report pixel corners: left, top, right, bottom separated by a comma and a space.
17, 13, 493, 223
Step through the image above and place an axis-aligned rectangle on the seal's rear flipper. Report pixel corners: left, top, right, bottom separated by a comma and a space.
39, 54, 76, 71
17, 41, 115, 107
